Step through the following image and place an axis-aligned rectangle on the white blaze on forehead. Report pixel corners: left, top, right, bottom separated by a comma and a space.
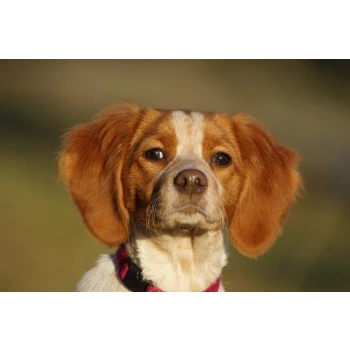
172, 111, 205, 158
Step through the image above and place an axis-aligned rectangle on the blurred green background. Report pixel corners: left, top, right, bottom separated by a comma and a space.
1, 60, 349, 292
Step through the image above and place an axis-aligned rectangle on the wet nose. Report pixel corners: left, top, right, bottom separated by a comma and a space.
174, 169, 208, 195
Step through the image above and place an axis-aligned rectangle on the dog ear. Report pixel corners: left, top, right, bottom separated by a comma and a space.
228, 115, 302, 258
58, 104, 140, 246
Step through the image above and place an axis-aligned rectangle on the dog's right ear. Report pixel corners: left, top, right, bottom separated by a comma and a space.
57, 103, 140, 246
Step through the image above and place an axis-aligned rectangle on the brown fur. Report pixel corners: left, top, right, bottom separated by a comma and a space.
58, 104, 141, 246
229, 114, 302, 257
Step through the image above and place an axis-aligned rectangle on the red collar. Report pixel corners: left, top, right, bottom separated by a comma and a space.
116, 244, 221, 292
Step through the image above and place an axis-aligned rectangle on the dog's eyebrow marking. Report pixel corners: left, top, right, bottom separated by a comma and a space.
172, 111, 205, 158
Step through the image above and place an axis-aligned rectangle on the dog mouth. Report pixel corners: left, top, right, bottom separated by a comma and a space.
143, 202, 223, 234
181, 207, 198, 215
177, 205, 205, 216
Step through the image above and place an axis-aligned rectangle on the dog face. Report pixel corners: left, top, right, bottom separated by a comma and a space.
123, 110, 236, 235
58, 103, 301, 257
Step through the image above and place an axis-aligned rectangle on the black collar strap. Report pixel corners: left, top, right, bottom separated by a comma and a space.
116, 245, 162, 292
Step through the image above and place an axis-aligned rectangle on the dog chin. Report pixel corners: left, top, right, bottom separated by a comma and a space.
149, 211, 223, 234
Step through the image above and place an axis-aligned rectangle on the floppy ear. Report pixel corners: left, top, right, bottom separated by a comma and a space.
57, 104, 140, 246
228, 115, 302, 258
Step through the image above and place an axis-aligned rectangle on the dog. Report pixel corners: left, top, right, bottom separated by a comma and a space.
58, 103, 302, 292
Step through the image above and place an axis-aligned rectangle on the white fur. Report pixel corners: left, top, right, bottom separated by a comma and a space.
76, 254, 128, 292
172, 111, 205, 158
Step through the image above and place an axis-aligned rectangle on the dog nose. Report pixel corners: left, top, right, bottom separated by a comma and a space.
174, 169, 208, 195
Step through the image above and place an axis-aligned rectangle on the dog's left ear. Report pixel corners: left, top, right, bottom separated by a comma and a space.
228, 115, 302, 258
57, 104, 140, 246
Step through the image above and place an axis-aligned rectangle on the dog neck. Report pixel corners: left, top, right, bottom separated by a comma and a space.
124, 221, 227, 292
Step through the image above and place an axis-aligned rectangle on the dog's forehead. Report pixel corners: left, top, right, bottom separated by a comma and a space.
131, 108, 234, 159
171, 110, 205, 157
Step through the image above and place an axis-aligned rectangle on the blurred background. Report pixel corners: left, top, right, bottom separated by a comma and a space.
1, 60, 349, 292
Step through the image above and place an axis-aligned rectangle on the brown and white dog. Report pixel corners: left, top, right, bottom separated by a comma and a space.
58, 103, 302, 292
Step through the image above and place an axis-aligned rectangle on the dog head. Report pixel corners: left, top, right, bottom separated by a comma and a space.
58, 103, 302, 257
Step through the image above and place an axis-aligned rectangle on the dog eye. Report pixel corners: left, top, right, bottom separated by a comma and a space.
145, 148, 165, 161
212, 152, 231, 167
